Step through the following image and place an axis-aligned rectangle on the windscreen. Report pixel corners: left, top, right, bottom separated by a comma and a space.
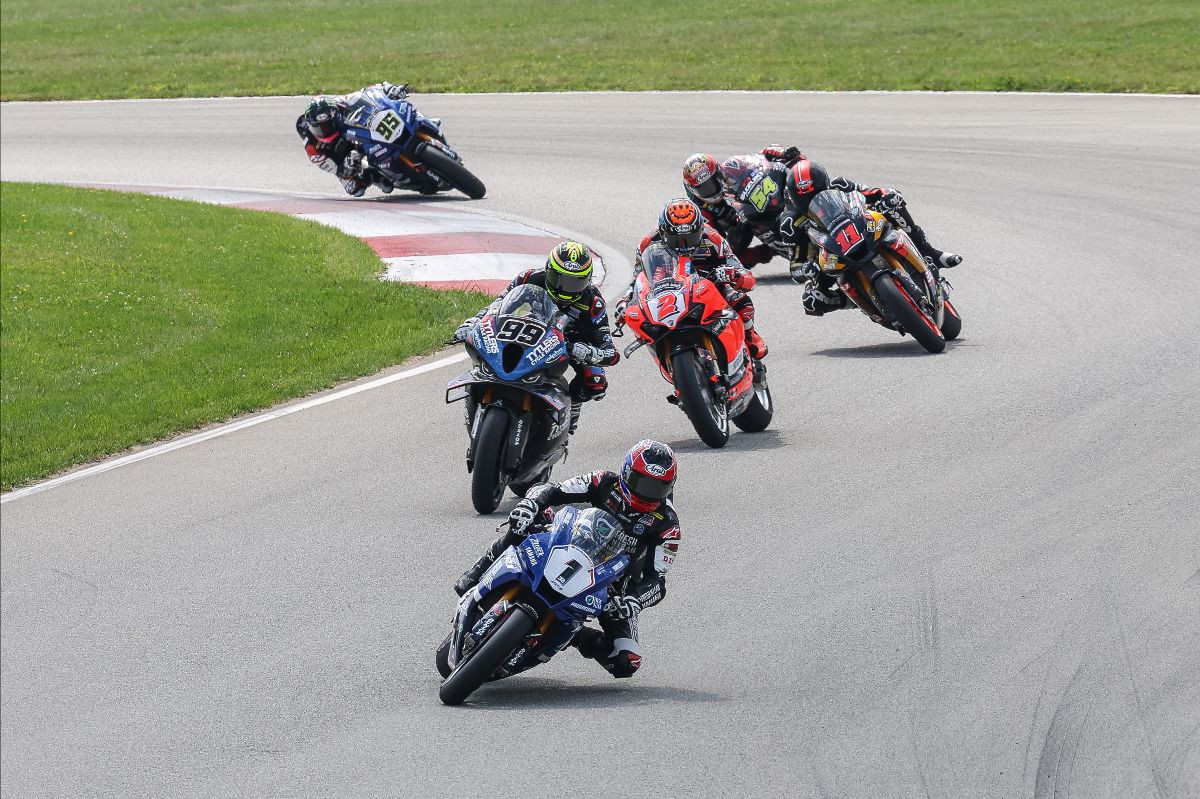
640, 242, 686, 286
565, 508, 624, 564
807, 189, 855, 232
495, 283, 561, 324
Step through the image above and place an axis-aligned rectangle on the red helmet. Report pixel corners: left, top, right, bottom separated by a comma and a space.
619, 440, 678, 512
786, 159, 830, 215
658, 199, 705, 252
682, 153, 722, 203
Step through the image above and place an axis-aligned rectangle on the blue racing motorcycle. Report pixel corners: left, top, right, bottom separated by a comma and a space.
340, 85, 485, 199
446, 284, 572, 514
437, 506, 629, 705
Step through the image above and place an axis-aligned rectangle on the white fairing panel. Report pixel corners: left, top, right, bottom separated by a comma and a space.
544, 545, 596, 596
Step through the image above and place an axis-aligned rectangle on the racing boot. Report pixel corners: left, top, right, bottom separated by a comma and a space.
572, 626, 608, 662
453, 532, 517, 596
744, 324, 768, 360
891, 206, 961, 269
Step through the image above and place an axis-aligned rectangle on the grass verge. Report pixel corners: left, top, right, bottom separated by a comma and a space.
0, 182, 488, 491
1, 0, 1197, 99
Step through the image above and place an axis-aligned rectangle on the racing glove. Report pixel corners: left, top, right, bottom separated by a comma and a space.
602, 594, 642, 620
761, 145, 804, 165
570, 342, 603, 364
381, 81, 409, 100
507, 497, 543, 536
452, 318, 475, 343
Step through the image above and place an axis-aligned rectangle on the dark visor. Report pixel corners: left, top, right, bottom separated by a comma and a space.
551, 271, 590, 295
692, 175, 722, 201
625, 470, 672, 501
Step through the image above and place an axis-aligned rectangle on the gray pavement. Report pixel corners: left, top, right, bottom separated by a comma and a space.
2, 92, 1199, 798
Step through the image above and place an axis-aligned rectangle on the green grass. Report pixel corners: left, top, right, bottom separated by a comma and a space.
1, 0, 1196, 99
0, 182, 488, 490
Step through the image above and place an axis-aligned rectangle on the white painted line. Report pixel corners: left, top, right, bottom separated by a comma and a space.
0, 353, 468, 505
382, 252, 542, 281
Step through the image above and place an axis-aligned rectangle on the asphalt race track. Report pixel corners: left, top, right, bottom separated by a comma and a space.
2, 92, 1199, 798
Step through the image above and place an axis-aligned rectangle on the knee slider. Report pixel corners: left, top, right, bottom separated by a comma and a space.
609, 650, 642, 678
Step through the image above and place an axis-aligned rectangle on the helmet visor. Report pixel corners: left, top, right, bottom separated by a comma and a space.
667, 226, 703, 252
308, 116, 338, 142
691, 175, 722, 202
547, 269, 590, 299
624, 469, 673, 503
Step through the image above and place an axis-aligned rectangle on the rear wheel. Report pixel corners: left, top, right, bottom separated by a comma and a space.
941, 298, 962, 341
439, 607, 537, 705
415, 143, 486, 199
470, 408, 509, 514
875, 273, 945, 354
674, 350, 729, 448
733, 378, 773, 433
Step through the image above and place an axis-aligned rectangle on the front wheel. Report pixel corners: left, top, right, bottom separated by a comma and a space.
673, 350, 729, 448
470, 407, 509, 514
875, 273, 945, 354
415, 143, 486, 199
439, 607, 537, 705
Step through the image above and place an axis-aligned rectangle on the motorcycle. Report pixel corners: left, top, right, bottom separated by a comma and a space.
804, 189, 962, 353
340, 85, 486, 199
617, 242, 772, 448
446, 284, 572, 514
437, 506, 629, 705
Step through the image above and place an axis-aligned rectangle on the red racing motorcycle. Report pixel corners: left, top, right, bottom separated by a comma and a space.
616, 243, 772, 448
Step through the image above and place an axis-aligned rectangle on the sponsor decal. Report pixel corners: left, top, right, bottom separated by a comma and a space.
529, 538, 545, 558
478, 317, 500, 354
525, 334, 562, 364
645, 462, 667, 477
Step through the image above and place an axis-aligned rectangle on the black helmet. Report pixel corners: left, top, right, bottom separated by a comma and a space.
545, 240, 594, 304
785, 159, 831, 215
658, 199, 705, 252
304, 97, 343, 142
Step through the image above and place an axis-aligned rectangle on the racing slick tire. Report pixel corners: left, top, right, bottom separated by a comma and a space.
439, 607, 537, 705
674, 350, 730, 448
732, 381, 773, 432
470, 407, 510, 514
940, 298, 962, 342
415, 142, 486, 199
875, 273, 946, 354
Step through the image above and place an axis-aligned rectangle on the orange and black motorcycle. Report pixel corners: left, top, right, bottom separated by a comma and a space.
804, 189, 961, 353
616, 242, 772, 448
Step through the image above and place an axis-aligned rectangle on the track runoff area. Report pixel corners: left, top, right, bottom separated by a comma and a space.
0, 92, 1197, 797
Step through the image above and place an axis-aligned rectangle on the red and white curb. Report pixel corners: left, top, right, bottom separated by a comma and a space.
77, 184, 605, 294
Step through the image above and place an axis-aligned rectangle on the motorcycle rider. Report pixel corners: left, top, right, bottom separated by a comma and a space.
617, 198, 768, 360
454, 440, 681, 679
453, 240, 618, 434
296, 81, 438, 197
682, 145, 806, 268
780, 158, 963, 315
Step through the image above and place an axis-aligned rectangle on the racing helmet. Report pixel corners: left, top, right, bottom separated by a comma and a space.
658, 199, 705, 253
619, 440, 678, 513
682, 153, 723, 204
786, 159, 831, 216
304, 97, 343, 143
545, 240, 594, 304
